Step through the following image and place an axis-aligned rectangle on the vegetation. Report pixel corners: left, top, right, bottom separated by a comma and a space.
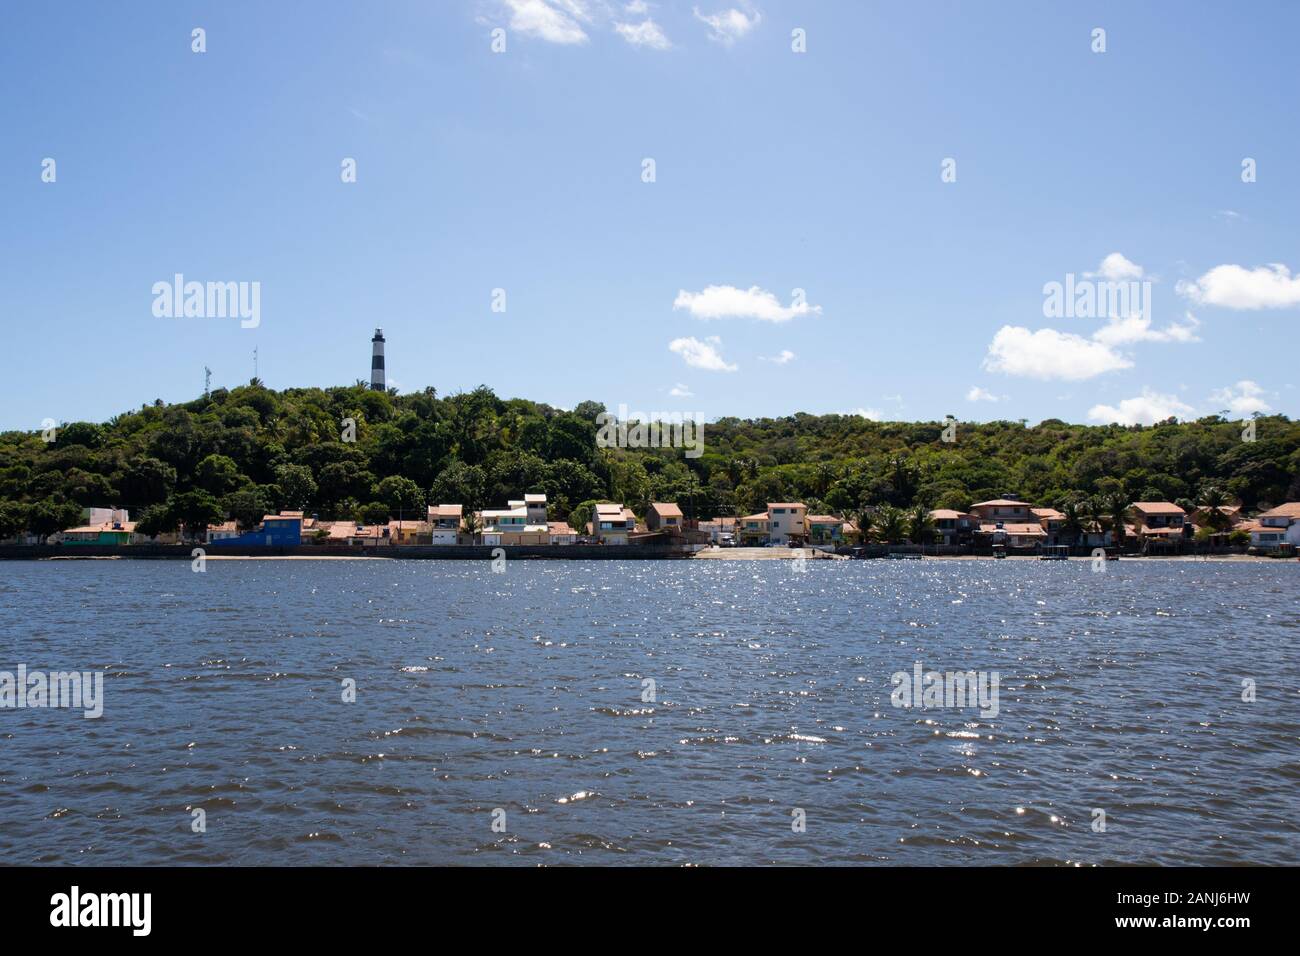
0, 382, 1296, 541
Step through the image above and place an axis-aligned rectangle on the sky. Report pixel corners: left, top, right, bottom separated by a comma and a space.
2, 0, 1298, 432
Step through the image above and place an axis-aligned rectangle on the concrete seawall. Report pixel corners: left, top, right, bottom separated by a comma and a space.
0, 544, 691, 561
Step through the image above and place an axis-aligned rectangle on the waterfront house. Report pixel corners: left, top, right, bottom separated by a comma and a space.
548, 521, 578, 545
1032, 508, 1065, 545
807, 514, 848, 547
738, 511, 770, 545
481, 496, 549, 545
346, 523, 389, 546
209, 511, 303, 547
969, 498, 1035, 523
646, 502, 684, 535
206, 520, 240, 543
62, 509, 138, 545
1128, 502, 1189, 550
929, 509, 975, 546
767, 503, 808, 545
388, 519, 430, 545
1249, 502, 1300, 548
427, 504, 464, 545
592, 503, 636, 544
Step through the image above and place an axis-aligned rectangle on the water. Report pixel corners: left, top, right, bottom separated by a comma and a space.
0, 558, 1296, 866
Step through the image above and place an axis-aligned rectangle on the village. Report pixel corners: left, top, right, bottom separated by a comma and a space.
34, 494, 1300, 558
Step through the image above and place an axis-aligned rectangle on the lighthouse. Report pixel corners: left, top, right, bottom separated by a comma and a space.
370, 328, 385, 391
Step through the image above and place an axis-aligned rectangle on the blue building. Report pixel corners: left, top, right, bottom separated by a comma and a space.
209, 513, 302, 547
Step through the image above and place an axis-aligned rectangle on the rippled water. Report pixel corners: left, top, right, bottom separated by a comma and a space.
1, 558, 1296, 865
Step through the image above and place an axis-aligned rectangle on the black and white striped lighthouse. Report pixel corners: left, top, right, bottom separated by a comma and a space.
370, 328, 385, 391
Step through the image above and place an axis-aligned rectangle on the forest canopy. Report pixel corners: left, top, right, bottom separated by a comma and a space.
1, 382, 1296, 539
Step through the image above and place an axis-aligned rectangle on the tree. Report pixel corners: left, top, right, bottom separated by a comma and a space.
1104, 493, 1129, 549
1200, 486, 1232, 532
275, 464, 317, 511
906, 505, 935, 544
874, 505, 907, 544
853, 507, 874, 543
170, 490, 223, 541
117, 456, 177, 509
134, 503, 177, 539
359, 501, 390, 525
28, 498, 83, 543
222, 486, 270, 530
1060, 501, 1085, 547
460, 510, 481, 544
375, 475, 425, 519
568, 500, 597, 538
0, 500, 29, 540
196, 454, 244, 497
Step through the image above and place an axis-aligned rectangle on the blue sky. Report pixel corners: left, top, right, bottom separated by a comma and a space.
3, 0, 1298, 431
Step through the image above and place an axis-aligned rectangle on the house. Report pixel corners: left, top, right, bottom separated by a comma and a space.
592, 503, 636, 544
738, 512, 770, 545
766, 503, 808, 545
62, 509, 138, 545
969, 498, 1035, 523
929, 509, 975, 546
480, 496, 550, 545
1128, 502, 1189, 549
807, 514, 849, 547
210, 511, 303, 547
734, 503, 809, 546
548, 521, 578, 545
1249, 502, 1300, 548
1001, 523, 1048, 549
646, 502, 684, 534
427, 504, 464, 545
206, 520, 240, 543
388, 519, 430, 545
1032, 508, 1066, 545
347, 523, 389, 546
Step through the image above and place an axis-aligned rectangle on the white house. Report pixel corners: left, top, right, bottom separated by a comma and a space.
428, 504, 463, 545
1250, 502, 1300, 548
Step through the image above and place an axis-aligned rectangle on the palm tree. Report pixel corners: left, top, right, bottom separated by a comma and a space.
853, 507, 875, 544
460, 511, 481, 545
1200, 486, 1232, 532
1060, 501, 1085, 548
1105, 494, 1129, 549
906, 504, 935, 545
875, 505, 907, 545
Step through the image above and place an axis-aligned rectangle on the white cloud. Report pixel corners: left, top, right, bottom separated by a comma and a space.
502, 0, 590, 44
760, 349, 796, 365
983, 326, 1132, 381
693, 4, 761, 44
614, 18, 671, 48
1088, 389, 1194, 426
847, 407, 882, 421
966, 386, 1002, 403
1209, 380, 1271, 416
1178, 263, 1300, 309
668, 382, 693, 397
624, 0, 649, 11
673, 285, 819, 322
1088, 252, 1145, 281
1092, 311, 1200, 346
668, 335, 737, 372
